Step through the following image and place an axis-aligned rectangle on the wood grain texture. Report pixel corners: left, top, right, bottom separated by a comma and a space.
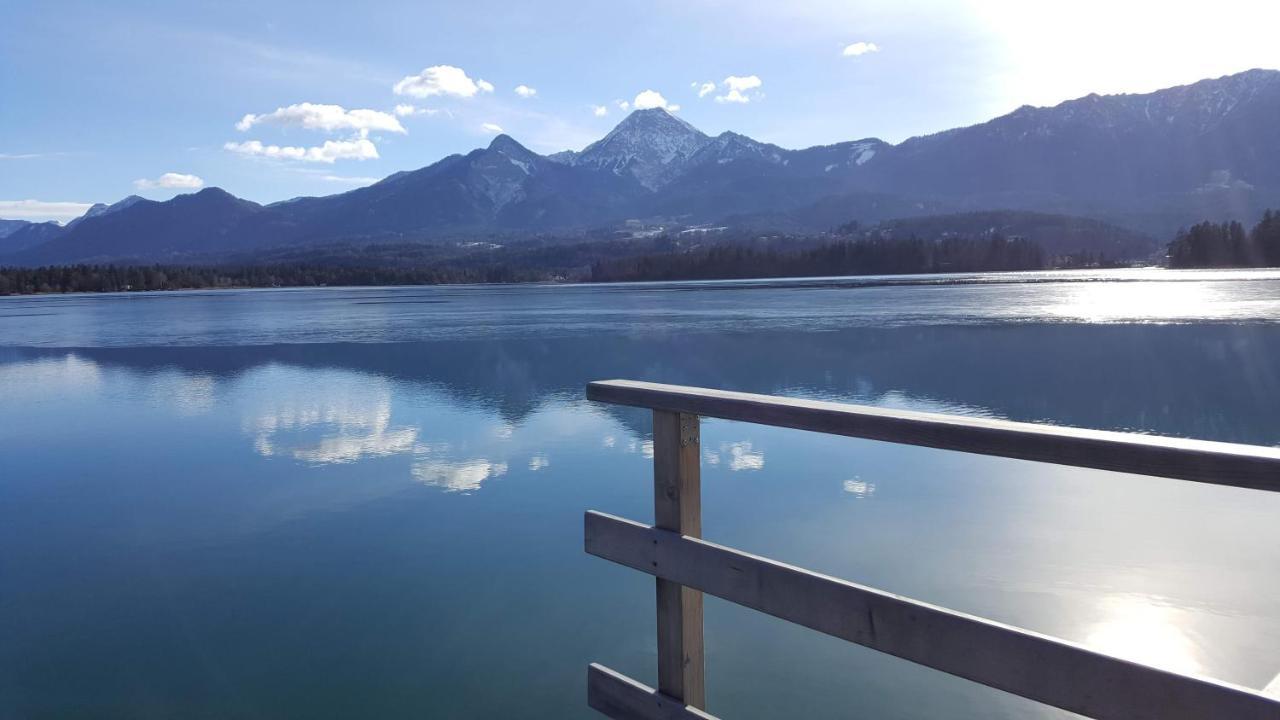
587, 663, 720, 720
651, 410, 705, 709
588, 380, 1280, 492
585, 511, 1280, 720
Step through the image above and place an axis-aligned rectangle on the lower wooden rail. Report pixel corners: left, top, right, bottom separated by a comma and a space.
588, 664, 720, 720
585, 512, 1280, 720
582, 380, 1280, 719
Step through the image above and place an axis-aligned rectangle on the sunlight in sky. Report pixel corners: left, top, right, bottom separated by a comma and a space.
971, 0, 1280, 107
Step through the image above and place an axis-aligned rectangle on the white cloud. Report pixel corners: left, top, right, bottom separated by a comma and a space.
514, 84, 537, 98
134, 172, 205, 190
235, 103, 405, 134
480, 122, 504, 134
715, 75, 763, 104
591, 104, 608, 117
224, 137, 378, 163
0, 199, 94, 223
633, 90, 678, 112
393, 65, 494, 98
842, 41, 879, 57
695, 81, 716, 98
615, 99, 630, 111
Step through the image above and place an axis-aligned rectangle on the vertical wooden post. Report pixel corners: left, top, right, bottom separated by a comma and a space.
652, 409, 705, 709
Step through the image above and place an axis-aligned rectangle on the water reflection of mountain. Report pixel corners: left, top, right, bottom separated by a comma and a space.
4, 322, 1279, 446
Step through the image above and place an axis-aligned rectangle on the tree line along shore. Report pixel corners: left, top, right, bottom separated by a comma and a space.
2, 211, 1277, 296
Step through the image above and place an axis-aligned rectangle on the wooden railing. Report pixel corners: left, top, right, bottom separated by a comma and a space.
582, 380, 1280, 720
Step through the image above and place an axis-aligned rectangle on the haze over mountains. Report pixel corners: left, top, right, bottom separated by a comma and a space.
4, 69, 1280, 266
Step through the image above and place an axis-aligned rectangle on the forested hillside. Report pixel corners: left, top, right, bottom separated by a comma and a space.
1167, 210, 1280, 267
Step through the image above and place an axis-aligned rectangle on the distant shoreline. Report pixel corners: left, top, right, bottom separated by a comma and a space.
6, 264, 1280, 299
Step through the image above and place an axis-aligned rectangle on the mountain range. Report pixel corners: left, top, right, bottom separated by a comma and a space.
5, 69, 1280, 266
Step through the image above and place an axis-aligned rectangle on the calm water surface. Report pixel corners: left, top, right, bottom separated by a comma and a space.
3, 269, 1280, 719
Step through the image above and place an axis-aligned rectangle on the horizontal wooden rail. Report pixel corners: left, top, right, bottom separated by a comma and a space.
588, 663, 720, 720
585, 380, 1280, 718
585, 511, 1280, 720
587, 380, 1280, 492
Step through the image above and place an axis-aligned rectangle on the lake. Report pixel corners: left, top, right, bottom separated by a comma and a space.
3, 268, 1280, 719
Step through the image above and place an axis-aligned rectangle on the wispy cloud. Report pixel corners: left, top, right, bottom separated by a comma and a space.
394, 104, 440, 117
224, 138, 378, 163
394, 65, 494, 98
504, 106, 605, 153
235, 103, 405, 134
134, 172, 205, 190
118, 22, 393, 86
0, 199, 94, 223
591, 104, 609, 117
692, 81, 716, 98
480, 123, 505, 134
320, 175, 380, 185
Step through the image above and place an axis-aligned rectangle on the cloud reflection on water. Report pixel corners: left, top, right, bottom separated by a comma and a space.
232, 367, 624, 494
723, 441, 764, 471
245, 382, 421, 465
240, 370, 524, 494
412, 458, 509, 492
0, 353, 101, 393
842, 478, 876, 499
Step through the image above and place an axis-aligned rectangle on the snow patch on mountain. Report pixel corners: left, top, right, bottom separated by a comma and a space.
64, 195, 145, 230
467, 135, 546, 209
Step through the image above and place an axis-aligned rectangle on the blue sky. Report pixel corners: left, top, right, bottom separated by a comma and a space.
3, 0, 1279, 221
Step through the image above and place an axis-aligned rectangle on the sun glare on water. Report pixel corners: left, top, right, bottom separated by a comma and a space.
1084, 595, 1203, 676
1048, 280, 1219, 322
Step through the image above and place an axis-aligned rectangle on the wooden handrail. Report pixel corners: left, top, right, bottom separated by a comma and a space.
587, 380, 1280, 492
586, 511, 1280, 720
583, 380, 1280, 719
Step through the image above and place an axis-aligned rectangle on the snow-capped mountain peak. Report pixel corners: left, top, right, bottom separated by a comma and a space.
572, 108, 711, 189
